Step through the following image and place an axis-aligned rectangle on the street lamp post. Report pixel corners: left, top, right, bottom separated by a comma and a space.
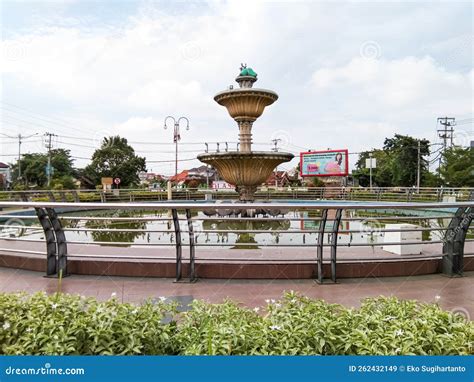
163, 116, 190, 176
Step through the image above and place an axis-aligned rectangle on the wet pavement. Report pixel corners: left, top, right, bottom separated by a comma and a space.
0, 267, 472, 319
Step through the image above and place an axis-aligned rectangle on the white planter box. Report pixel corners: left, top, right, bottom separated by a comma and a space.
442, 196, 456, 203
383, 223, 422, 255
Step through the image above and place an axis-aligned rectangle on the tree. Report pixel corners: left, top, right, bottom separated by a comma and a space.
439, 147, 474, 187
383, 135, 430, 187
10, 149, 75, 188
51, 175, 77, 190
353, 135, 431, 187
83, 136, 146, 187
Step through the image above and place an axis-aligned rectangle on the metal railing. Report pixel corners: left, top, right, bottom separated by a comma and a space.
1, 187, 473, 203
0, 200, 472, 283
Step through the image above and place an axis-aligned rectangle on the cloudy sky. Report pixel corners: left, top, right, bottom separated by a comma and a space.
1, 0, 472, 175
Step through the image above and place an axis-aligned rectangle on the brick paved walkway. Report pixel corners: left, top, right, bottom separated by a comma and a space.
0, 267, 472, 319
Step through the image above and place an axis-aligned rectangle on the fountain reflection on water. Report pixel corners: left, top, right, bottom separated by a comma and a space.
4, 209, 455, 249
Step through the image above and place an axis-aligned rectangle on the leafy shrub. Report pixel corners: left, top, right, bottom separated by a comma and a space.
0, 292, 472, 355
175, 300, 268, 355
0, 293, 177, 355
78, 192, 102, 202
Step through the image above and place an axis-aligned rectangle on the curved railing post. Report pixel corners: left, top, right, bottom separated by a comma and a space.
330, 209, 343, 283
35, 208, 57, 276
186, 209, 196, 282
46, 208, 68, 277
171, 208, 182, 282
316, 209, 328, 284
442, 207, 473, 277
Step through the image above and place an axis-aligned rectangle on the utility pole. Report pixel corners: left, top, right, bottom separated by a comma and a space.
437, 117, 455, 173
271, 138, 282, 187
44, 132, 57, 188
0, 132, 38, 181
416, 140, 421, 192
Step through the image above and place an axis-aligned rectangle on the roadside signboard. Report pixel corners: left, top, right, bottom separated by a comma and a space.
300, 149, 349, 177
212, 181, 235, 190
365, 158, 377, 169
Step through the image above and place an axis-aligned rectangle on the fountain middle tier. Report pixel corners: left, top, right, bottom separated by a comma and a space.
197, 151, 294, 202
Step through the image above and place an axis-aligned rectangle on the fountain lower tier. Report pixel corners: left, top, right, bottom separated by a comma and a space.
197, 151, 294, 202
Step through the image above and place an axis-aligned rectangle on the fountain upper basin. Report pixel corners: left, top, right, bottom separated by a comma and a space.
214, 88, 278, 121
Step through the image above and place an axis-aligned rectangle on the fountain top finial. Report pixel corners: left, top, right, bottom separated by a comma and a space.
236, 63, 258, 88
239, 63, 257, 78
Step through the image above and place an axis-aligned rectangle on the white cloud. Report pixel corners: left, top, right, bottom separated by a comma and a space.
1, 1, 472, 173
311, 56, 472, 118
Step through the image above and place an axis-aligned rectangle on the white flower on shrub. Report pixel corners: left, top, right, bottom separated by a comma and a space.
2, 322, 10, 330
270, 325, 281, 330
51, 303, 58, 310
26, 328, 32, 333
395, 329, 404, 337
131, 309, 138, 314
265, 299, 276, 304
111, 292, 117, 298
435, 295, 441, 302
159, 296, 167, 302
253, 307, 260, 313
274, 303, 282, 308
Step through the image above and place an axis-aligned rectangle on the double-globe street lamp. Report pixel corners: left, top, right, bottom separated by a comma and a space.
163, 116, 190, 177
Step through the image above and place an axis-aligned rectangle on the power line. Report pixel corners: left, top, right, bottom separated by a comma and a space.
1, 102, 99, 136
146, 158, 197, 163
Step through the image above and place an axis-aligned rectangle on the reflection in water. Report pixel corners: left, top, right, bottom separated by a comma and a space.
86, 210, 147, 246
202, 219, 291, 249
10, 207, 458, 248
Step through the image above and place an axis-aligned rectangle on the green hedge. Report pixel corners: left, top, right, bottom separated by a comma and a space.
0, 292, 472, 355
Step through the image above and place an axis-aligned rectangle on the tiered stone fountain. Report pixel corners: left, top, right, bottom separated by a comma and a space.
198, 66, 294, 201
